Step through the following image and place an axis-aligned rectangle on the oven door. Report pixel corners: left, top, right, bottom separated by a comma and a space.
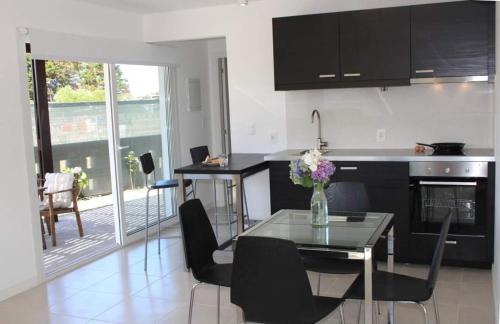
410, 177, 487, 235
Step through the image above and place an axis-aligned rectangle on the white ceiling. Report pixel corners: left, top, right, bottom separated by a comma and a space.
74, 0, 255, 14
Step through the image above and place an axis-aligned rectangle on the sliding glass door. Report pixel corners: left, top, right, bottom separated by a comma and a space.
106, 64, 174, 244
29, 48, 176, 271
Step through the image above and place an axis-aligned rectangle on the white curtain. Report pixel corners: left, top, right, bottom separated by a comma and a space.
160, 65, 180, 216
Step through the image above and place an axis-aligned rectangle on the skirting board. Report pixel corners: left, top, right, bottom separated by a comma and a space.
0, 276, 40, 303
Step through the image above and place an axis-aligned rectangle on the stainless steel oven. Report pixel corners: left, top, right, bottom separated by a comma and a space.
409, 161, 488, 236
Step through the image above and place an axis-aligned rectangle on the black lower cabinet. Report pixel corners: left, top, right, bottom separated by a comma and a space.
269, 161, 410, 262
269, 160, 494, 267
409, 234, 490, 267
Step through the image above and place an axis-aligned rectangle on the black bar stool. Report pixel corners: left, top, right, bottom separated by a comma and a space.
139, 152, 193, 271
190, 146, 251, 238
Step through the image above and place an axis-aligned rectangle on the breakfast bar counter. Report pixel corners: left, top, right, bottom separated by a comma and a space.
174, 153, 269, 246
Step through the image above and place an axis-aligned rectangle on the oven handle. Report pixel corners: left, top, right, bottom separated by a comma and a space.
418, 181, 477, 187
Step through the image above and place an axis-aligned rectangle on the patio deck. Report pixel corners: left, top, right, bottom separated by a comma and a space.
42, 192, 237, 276
42, 191, 169, 276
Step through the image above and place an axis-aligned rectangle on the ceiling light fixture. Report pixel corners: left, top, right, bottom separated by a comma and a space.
239, 0, 248, 6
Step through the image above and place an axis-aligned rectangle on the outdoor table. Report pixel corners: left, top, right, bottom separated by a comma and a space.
238, 209, 395, 324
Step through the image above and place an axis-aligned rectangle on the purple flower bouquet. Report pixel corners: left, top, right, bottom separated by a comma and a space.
289, 149, 335, 227
289, 149, 336, 188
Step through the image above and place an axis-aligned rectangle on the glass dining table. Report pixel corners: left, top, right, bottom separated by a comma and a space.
237, 209, 395, 324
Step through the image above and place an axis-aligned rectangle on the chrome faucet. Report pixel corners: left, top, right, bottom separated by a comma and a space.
311, 109, 328, 151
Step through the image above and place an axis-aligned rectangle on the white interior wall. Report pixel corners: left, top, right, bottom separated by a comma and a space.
286, 82, 494, 149
0, 0, 144, 302
143, 0, 486, 223
143, 0, 461, 154
169, 39, 220, 210
0, 0, 223, 302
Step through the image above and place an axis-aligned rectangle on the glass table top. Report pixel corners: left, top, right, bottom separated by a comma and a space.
242, 209, 393, 252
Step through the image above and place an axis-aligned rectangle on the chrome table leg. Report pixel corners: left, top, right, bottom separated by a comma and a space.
144, 189, 151, 271
364, 247, 373, 324
387, 225, 395, 324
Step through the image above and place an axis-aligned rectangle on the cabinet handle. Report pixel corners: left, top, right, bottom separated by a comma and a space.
340, 166, 358, 171
344, 73, 361, 77
445, 240, 457, 245
319, 74, 336, 78
415, 69, 434, 74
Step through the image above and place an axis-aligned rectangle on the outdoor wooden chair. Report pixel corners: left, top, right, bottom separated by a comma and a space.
39, 173, 84, 247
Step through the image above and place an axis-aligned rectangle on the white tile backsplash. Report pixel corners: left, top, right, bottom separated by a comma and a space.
285, 82, 494, 149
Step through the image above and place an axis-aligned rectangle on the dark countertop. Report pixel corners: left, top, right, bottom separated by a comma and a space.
174, 153, 268, 175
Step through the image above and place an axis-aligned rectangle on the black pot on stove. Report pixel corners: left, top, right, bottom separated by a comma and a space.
416, 142, 465, 155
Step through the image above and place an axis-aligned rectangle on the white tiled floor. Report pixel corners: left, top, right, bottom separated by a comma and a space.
0, 229, 494, 324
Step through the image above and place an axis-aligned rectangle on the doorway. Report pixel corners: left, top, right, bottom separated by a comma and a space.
28, 49, 176, 275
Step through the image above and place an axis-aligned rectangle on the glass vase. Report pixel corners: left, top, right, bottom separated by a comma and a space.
311, 182, 328, 227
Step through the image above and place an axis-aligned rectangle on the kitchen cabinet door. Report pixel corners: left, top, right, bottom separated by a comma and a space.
340, 7, 410, 82
411, 1, 494, 78
273, 13, 340, 90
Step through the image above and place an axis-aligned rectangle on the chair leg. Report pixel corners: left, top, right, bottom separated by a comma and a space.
74, 207, 84, 237
144, 189, 150, 271
189, 282, 201, 324
316, 273, 321, 295
224, 180, 233, 239
217, 285, 221, 324
356, 300, 362, 324
374, 302, 379, 324
242, 181, 250, 227
213, 180, 219, 238
432, 293, 440, 324
50, 212, 57, 246
193, 180, 198, 198
40, 217, 46, 250
416, 302, 430, 324
339, 303, 345, 324
157, 189, 161, 255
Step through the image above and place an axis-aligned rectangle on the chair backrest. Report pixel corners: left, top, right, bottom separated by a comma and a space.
179, 199, 218, 279
325, 182, 371, 212
190, 146, 210, 164
42, 173, 75, 209
231, 236, 317, 324
426, 210, 453, 292
139, 153, 155, 175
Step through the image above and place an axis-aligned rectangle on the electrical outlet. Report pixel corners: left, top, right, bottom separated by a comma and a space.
270, 132, 278, 144
376, 129, 386, 142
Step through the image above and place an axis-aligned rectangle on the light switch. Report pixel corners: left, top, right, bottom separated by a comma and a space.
376, 129, 386, 142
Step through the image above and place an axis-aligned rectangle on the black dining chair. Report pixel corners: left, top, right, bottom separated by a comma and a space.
302, 182, 371, 295
139, 152, 193, 271
179, 199, 232, 324
344, 210, 453, 324
231, 236, 346, 324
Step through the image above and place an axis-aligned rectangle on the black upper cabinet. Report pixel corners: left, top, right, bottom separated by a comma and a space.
272, 1, 495, 91
411, 1, 494, 78
340, 7, 410, 83
273, 13, 340, 90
